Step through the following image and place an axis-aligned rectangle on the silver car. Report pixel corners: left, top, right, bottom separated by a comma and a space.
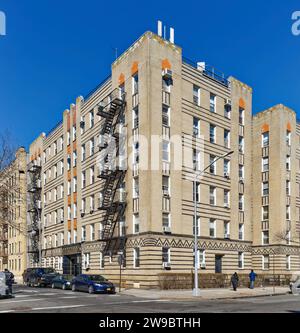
0, 272, 9, 298
290, 274, 300, 295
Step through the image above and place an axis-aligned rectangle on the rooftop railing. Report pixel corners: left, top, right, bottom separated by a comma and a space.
183, 57, 230, 87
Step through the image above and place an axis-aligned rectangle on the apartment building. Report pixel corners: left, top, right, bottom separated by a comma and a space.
0, 147, 27, 282
26, 29, 300, 288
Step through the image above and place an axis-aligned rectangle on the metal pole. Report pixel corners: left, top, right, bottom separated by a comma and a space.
192, 180, 199, 296
119, 256, 122, 293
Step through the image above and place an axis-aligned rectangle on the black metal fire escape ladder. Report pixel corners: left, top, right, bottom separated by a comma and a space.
97, 88, 127, 256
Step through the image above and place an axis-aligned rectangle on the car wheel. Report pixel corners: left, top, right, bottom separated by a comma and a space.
71, 284, 76, 292
62, 284, 66, 290
51, 283, 55, 289
88, 286, 94, 294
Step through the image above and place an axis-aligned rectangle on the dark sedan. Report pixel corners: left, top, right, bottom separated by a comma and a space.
51, 274, 73, 290
71, 274, 115, 294
38, 272, 59, 287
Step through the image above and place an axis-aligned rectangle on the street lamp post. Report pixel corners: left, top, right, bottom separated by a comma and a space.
192, 150, 234, 297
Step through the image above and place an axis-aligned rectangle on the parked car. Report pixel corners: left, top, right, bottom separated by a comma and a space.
51, 274, 73, 290
0, 272, 9, 298
23, 268, 58, 287
71, 274, 115, 294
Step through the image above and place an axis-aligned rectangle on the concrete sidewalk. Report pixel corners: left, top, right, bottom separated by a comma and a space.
120, 286, 290, 300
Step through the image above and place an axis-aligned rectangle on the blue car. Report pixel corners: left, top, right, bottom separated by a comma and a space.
71, 274, 115, 294
51, 274, 73, 290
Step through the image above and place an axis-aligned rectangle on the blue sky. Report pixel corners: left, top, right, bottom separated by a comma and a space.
1, 0, 300, 148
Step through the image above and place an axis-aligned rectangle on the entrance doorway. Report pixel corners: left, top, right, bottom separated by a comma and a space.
215, 255, 223, 273
63, 254, 82, 276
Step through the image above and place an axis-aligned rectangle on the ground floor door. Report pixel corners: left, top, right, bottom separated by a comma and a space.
215, 255, 223, 273
63, 254, 82, 276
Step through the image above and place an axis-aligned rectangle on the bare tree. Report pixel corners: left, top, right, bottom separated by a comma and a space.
274, 229, 300, 246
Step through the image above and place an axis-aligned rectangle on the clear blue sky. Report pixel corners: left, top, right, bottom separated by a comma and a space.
1, 0, 300, 148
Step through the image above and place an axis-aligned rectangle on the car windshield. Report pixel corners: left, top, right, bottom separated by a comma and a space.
88, 275, 105, 282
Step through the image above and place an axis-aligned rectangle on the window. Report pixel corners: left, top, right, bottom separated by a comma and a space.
67, 231, 71, 245
239, 164, 244, 178
89, 110, 94, 128
224, 190, 230, 207
193, 117, 200, 137
262, 132, 269, 147
193, 182, 200, 202
286, 230, 291, 245
193, 85, 200, 105
133, 214, 139, 234
83, 253, 90, 270
262, 255, 270, 270
262, 206, 269, 220
67, 155, 71, 171
81, 144, 86, 161
193, 149, 200, 171
224, 130, 230, 148
163, 213, 170, 228
67, 206, 71, 220
262, 231, 269, 245
54, 188, 57, 201
90, 224, 95, 241
100, 252, 104, 269
286, 131, 291, 146
67, 181, 71, 195
162, 176, 170, 196
162, 105, 170, 127
53, 142, 57, 155
239, 136, 244, 153
193, 216, 200, 237
209, 124, 216, 143
262, 182, 269, 196
67, 131, 70, 146
132, 74, 139, 95
286, 156, 291, 170
72, 126, 76, 141
80, 116, 85, 134
209, 219, 216, 238
286, 206, 291, 220
90, 167, 94, 185
238, 252, 244, 269
224, 221, 230, 238
162, 140, 170, 162
262, 157, 269, 172
73, 151, 77, 167
209, 155, 216, 174
133, 247, 140, 268
81, 171, 86, 189
90, 138, 95, 156
239, 108, 244, 125
239, 224, 244, 240
90, 195, 95, 212
224, 159, 230, 176
81, 198, 86, 214
209, 186, 216, 205
133, 178, 139, 198
286, 180, 291, 196
286, 255, 291, 270
81, 226, 86, 241
239, 194, 244, 211
58, 136, 63, 151
132, 107, 139, 129
210, 93, 216, 113
73, 203, 77, 219
162, 247, 170, 264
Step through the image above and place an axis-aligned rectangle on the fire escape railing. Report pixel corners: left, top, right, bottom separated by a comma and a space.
97, 88, 127, 256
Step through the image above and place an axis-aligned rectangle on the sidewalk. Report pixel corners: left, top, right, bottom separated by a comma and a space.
120, 286, 290, 301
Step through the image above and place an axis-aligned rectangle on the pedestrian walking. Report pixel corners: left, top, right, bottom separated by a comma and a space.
231, 272, 239, 291
249, 269, 257, 289
4, 268, 14, 296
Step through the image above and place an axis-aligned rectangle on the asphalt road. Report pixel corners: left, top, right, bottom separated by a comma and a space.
0, 285, 299, 313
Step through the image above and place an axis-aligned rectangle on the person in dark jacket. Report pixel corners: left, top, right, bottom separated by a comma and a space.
4, 269, 14, 296
231, 272, 239, 291
249, 270, 257, 289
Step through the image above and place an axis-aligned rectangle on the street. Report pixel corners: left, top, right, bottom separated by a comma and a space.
0, 285, 299, 313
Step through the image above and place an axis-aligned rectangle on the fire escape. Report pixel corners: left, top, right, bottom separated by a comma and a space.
27, 160, 42, 264
97, 88, 127, 256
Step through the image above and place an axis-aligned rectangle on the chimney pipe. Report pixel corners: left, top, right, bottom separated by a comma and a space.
157, 21, 162, 37
170, 27, 174, 43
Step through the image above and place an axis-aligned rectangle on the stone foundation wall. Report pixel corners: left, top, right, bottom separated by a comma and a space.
158, 273, 293, 290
